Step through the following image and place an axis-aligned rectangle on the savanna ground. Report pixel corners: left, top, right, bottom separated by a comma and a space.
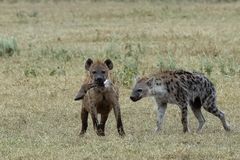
0, 0, 240, 159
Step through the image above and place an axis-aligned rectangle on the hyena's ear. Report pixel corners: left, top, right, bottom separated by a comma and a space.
85, 58, 93, 71
146, 77, 154, 87
104, 59, 113, 70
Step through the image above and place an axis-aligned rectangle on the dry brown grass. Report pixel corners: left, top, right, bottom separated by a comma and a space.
0, 0, 240, 159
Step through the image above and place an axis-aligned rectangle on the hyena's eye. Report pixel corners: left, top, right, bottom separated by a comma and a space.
92, 71, 97, 74
101, 71, 106, 74
137, 88, 143, 92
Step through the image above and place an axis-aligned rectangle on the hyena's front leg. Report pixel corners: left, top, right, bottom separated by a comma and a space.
98, 113, 109, 136
154, 98, 167, 132
90, 103, 101, 135
113, 102, 125, 136
79, 107, 89, 136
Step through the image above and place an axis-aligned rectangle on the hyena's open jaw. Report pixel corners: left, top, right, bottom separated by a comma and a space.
130, 95, 142, 102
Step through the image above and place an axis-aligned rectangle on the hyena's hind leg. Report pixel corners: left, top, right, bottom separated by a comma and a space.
177, 90, 190, 133
178, 102, 190, 133
203, 95, 230, 131
190, 97, 205, 133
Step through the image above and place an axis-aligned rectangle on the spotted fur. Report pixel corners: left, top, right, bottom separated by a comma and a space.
130, 70, 230, 133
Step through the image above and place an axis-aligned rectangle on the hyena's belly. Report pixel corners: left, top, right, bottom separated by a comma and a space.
96, 99, 112, 114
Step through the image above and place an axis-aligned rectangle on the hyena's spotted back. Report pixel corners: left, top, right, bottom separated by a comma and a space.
130, 70, 230, 133
150, 70, 216, 106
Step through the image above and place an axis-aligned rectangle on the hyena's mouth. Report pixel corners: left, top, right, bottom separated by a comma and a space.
130, 96, 142, 102
94, 81, 105, 87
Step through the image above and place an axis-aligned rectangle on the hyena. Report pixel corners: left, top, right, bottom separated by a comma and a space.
75, 58, 125, 136
130, 70, 230, 133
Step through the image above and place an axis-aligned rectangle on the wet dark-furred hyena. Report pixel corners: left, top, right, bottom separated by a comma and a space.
75, 58, 125, 136
130, 70, 230, 133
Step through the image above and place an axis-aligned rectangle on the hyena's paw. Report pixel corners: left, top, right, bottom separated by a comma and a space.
183, 128, 190, 133
154, 127, 161, 133
196, 125, 205, 133
96, 129, 105, 136
224, 125, 231, 132
118, 128, 125, 137
196, 128, 203, 134
79, 131, 86, 137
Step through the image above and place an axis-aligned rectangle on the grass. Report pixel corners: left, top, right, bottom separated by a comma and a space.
0, 0, 240, 159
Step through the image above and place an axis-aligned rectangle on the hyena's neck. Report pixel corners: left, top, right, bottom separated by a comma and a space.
148, 78, 168, 96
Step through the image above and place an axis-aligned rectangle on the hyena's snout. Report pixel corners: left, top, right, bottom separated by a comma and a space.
130, 95, 138, 102
94, 75, 105, 86
130, 91, 141, 102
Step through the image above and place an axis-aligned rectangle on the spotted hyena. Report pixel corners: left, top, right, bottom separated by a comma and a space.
130, 70, 230, 133
75, 58, 125, 136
